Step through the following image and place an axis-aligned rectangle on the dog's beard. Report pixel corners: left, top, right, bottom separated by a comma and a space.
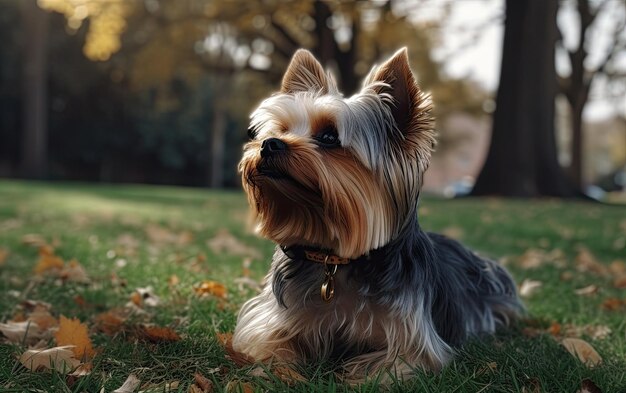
239, 141, 395, 258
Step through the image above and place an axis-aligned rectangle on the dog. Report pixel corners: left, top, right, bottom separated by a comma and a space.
232, 48, 522, 381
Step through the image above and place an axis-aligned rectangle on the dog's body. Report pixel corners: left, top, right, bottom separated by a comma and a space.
233, 48, 522, 380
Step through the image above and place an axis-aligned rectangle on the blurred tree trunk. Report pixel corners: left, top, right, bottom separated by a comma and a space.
20, 0, 49, 179
557, 0, 625, 190
471, 0, 579, 197
312, 0, 358, 94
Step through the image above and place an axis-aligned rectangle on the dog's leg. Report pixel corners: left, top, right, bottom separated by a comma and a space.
340, 313, 453, 383
232, 290, 299, 363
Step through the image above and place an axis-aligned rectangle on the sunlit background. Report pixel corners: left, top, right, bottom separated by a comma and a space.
1, 0, 624, 199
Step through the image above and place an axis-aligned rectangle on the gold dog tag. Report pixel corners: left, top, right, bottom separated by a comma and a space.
321, 275, 335, 302
321, 261, 337, 302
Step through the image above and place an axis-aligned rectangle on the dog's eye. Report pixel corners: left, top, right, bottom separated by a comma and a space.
247, 126, 257, 140
315, 126, 340, 148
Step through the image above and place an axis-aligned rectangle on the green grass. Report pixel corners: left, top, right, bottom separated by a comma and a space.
0, 180, 625, 392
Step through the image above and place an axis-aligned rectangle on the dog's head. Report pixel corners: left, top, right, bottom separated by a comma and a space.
239, 48, 436, 258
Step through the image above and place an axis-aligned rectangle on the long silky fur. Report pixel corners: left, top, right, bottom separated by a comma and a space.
232, 48, 523, 382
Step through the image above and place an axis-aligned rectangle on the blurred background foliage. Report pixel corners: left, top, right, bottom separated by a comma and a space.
0, 0, 624, 198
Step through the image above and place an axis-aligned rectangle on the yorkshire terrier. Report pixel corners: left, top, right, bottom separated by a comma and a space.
233, 48, 522, 381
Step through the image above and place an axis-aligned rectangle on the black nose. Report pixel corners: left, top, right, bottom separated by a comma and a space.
260, 138, 287, 158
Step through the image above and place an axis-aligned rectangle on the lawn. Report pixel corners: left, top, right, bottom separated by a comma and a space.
0, 180, 624, 392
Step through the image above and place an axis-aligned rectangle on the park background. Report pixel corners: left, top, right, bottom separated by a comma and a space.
1, 0, 626, 392
1, 0, 625, 199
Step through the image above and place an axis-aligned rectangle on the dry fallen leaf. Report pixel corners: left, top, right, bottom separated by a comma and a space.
139, 325, 181, 342
519, 279, 542, 297
54, 316, 95, 360
34, 248, 64, 274
561, 338, 602, 367
272, 365, 307, 385
0, 247, 8, 265
225, 381, 254, 393
577, 378, 603, 393
59, 259, 91, 283
194, 281, 227, 298
207, 229, 261, 259
19, 346, 81, 373
191, 372, 214, 393
29, 304, 58, 330
130, 286, 161, 308
168, 274, 180, 287
575, 248, 608, 276
574, 285, 598, 296
613, 276, 626, 289
21, 234, 48, 248
94, 310, 127, 336
216, 332, 254, 367
0, 321, 46, 345
548, 322, 561, 336
113, 373, 142, 393
601, 297, 625, 311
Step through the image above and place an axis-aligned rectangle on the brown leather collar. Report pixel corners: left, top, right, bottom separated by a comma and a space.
281, 244, 388, 265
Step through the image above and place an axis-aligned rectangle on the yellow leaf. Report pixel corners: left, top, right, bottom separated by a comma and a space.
54, 316, 95, 360
194, 281, 227, 298
561, 338, 602, 367
19, 346, 81, 373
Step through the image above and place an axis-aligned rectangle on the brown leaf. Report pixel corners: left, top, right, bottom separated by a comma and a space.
577, 378, 603, 393
139, 325, 181, 342
561, 338, 602, 367
94, 310, 126, 336
613, 275, 626, 289
548, 322, 561, 336
21, 234, 48, 248
54, 316, 95, 360
574, 285, 598, 296
113, 373, 141, 393
59, 259, 91, 283
29, 304, 58, 330
273, 365, 307, 385
518, 249, 545, 269
207, 229, 261, 259
601, 297, 624, 311
225, 381, 254, 393
168, 274, 180, 287
575, 248, 608, 276
19, 346, 81, 373
216, 332, 254, 367
0, 247, 8, 265
441, 226, 464, 240
194, 281, 227, 298
34, 248, 64, 274
192, 373, 214, 393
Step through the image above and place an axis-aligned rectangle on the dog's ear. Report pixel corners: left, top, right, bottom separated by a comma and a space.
364, 48, 433, 138
281, 49, 331, 94
363, 48, 435, 160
